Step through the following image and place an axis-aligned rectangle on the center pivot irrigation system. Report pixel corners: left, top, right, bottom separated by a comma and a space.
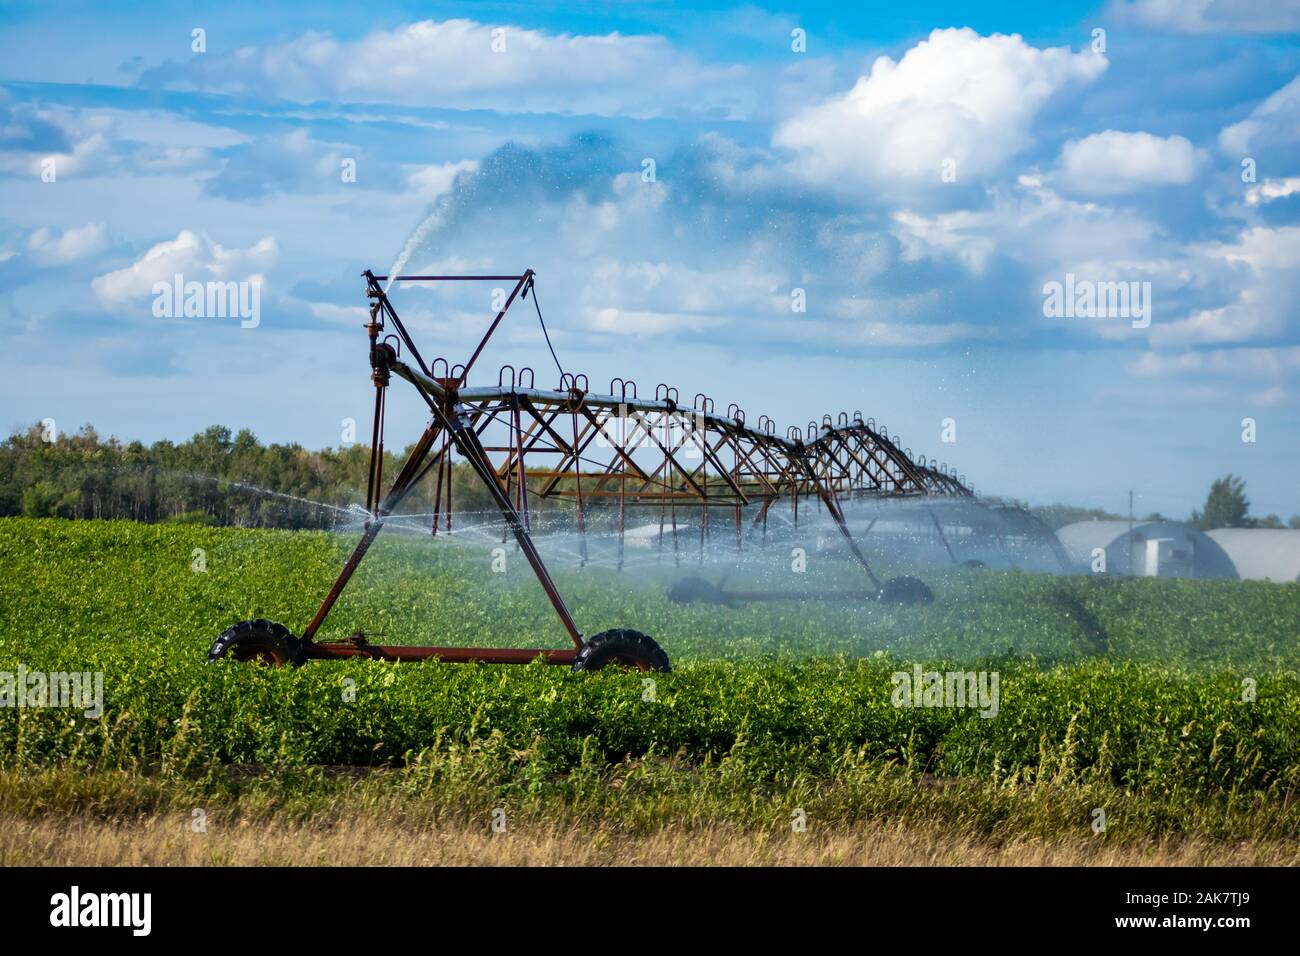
209, 269, 973, 672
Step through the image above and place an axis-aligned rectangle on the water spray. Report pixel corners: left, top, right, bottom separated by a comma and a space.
208, 269, 974, 673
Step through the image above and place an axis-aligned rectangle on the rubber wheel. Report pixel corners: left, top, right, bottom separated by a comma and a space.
875, 575, 935, 606
572, 629, 671, 673
208, 619, 304, 667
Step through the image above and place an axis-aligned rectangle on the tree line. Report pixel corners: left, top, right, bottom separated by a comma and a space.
0, 423, 504, 529
2, 425, 1295, 533
951, 475, 1297, 532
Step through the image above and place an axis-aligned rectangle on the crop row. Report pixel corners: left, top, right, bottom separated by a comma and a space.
1, 518, 1298, 792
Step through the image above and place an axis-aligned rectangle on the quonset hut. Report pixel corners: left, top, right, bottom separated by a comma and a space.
1206, 529, 1300, 583
1055, 520, 1238, 579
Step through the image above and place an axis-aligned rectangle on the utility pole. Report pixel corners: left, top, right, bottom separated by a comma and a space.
1128, 490, 1134, 575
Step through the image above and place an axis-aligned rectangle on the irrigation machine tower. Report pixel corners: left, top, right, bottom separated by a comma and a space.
209, 270, 973, 672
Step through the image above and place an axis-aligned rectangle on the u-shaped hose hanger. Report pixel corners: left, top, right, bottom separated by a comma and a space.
498, 364, 516, 388
431, 357, 450, 378
560, 372, 587, 397
519, 366, 535, 389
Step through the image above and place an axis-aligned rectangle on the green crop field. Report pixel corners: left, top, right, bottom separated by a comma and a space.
2, 516, 1299, 863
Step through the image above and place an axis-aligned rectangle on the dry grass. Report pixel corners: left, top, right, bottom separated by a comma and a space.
3, 814, 1296, 866
4, 763, 1297, 867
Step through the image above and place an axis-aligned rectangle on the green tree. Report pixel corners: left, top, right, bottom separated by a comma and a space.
1190, 474, 1250, 530
22, 481, 77, 518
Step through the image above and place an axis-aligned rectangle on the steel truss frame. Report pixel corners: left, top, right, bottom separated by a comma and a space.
298, 270, 973, 665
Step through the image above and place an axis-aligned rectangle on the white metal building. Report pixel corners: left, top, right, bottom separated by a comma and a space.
1206, 529, 1300, 583
1055, 520, 1238, 579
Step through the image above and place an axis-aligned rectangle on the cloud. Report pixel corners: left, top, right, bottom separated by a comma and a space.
26, 222, 108, 265
0, 93, 71, 154
1149, 225, 1300, 347
1130, 346, 1300, 378
1246, 177, 1300, 205
576, 259, 781, 337
0, 131, 108, 178
890, 175, 1163, 282
831, 312, 1005, 347
774, 28, 1107, 193
1219, 75, 1300, 159
0, 101, 228, 180
1128, 347, 1298, 407
203, 128, 362, 200
1249, 384, 1286, 406
1057, 131, 1200, 195
191, 126, 475, 200
1110, 0, 1300, 35
405, 160, 480, 202
92, 230, 277, 306
139, 19, 756, 118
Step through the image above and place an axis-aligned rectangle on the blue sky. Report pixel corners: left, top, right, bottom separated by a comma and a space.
1, 1, 1298, 519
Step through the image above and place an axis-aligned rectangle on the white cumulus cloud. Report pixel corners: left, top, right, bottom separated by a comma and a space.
1057, 130, 1200, 195
774, 28, 1107, 193
92, 230, 277, 305
1150, 225, 1300, 347
26, 222, 107, 264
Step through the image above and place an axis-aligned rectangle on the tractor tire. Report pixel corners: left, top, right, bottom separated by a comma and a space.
572, 629, 671, 673
208, 619, 305, 667
876, 575, 935, 606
